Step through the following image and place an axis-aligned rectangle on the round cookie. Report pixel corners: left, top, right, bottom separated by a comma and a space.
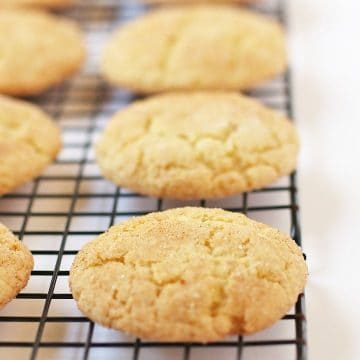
0, 0, 77, 8
0, 95, 62, 195
101, 6, 286, 93
143, 0, 255, 4
0, 9, 85, 96
70, 207, 307, 342
95, 92, 299, 199
0, 223, 33, 309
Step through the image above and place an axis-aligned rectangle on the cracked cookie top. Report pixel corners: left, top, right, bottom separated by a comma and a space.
142, 0, 256, 4
0, 0, 77, 8
95, 92, 299, 199
70, 207, 307, 342
0, 9, 85, 96
0, 95, 61, 195
0, 223, 33, 309
101, 5, 286, 93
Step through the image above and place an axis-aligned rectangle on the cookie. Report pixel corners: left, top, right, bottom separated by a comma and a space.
70, 207, 307, 342
95, 92, 299, 199
143, 0, 255, 4
101, 6, 286, 93
0, 223, 34, 309
0, 95, 62, 195
0, 0, 77, 8
0, 9, 85, 96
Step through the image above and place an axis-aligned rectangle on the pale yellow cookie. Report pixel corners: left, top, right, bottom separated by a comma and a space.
142, 0, 255, 4
95, 92, 299, 199
0, 95, 62, 195
0, 0, 77, 8
0, 223, 33, 309
70, 207, 307, 342
101, 6, 286, 93
0, 9, 85, 96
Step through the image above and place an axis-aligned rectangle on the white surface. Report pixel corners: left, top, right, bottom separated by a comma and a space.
289, 0, 360, 359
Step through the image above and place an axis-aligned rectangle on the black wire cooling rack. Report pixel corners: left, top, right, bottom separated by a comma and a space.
0, 1, 306, 359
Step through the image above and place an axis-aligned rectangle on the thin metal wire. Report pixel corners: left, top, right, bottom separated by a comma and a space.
0, 339, 303, 348
236, 193, 249, 360
285, 67, 308, 360
83, 322, 95, 360
29, 86, 103, 360
0, 1, 306, 359
183, 344, 191, 360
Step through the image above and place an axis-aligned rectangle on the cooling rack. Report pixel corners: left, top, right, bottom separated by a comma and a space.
0, 0, 306, 359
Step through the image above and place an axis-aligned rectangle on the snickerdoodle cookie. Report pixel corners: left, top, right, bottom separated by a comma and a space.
70, 207, 307, 342
142, 0, 255, 4
95, 92, 299, 199
0, 9, 85, 96
0, 223, 33, 309
0, 95, 61, 195
0, 0, 77, 8
101, 6, 286, 93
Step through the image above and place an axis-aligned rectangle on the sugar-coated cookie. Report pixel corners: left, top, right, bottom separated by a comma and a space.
142, 0, 255, 3
70, 207, 307, 342
0, 95, 61, 195
0, 9, 85, 96
101, 6, 286, 93
0, 0, 77, 8
143, 0, 255, 4
0, 223, 33, 309
95, 92, 298, 199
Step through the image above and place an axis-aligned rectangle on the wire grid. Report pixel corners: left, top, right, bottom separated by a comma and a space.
0, 1, 306, 359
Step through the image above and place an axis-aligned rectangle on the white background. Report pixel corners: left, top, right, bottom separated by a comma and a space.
289, 0, 360, 359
